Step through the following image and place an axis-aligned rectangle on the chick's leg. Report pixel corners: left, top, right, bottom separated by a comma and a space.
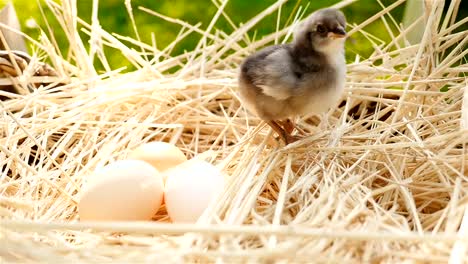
277, 119, 295, 134
280, 118, 313, 136
266, 120, 300, 144
266, 120, 288, 143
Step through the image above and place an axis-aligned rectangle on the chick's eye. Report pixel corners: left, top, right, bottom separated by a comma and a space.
316, 25, 326, 33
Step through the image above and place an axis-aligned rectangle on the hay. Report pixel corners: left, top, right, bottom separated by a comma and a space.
1, 0, 467, 262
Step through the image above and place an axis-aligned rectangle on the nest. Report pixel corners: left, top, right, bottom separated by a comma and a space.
1, 0, 467, 262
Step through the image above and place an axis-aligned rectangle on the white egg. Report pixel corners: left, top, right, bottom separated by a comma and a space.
78, 160, 164, 221
165, 160, 225, 223
127, 141, 187, 173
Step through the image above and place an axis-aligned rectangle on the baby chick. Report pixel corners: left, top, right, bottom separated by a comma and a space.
238, 8, 347, 144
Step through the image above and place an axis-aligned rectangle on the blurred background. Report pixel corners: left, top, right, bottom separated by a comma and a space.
0, 0, 466, 72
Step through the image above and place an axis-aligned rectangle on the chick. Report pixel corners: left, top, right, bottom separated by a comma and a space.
238, 8, 347, 144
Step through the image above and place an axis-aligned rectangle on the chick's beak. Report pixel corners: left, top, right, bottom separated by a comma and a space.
328, 26, 347, 39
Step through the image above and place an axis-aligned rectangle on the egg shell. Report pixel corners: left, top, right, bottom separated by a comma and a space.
128, 141, 187, 173
164, 160, 225, 223
78, 159, 164, 221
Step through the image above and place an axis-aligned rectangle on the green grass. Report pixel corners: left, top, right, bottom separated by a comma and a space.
0, 0, 424, 73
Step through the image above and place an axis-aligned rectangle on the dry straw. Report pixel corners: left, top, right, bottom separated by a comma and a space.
1, 0, 467, 262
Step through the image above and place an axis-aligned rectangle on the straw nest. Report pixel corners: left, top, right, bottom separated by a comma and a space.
1, 0, 467, 262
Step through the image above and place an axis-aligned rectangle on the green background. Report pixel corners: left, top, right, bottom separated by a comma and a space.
1, 0, 465, 73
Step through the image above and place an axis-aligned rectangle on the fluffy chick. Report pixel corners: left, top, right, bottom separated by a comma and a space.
238, 8, 347, 144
